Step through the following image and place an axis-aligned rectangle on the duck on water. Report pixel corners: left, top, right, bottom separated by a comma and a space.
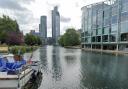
0, 54, 42, 89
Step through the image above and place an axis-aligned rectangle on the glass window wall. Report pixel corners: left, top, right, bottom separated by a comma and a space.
88, 37, 91, 43
111, 24, 118, 34
97, 28, 102, 35
104, 8, 110, 17
81, 38, 85, 43
96, 36, 101, 42
121, 21, 128, 33
103, 26, 110, 35
92, 29, 96, 36
92, 37, 96, 42
112, 5, 118, 15
111, 15, 118, 24
103, 8, 110, 26
87, 29, 92, 36
122, 0, 128, 5
121, 3, 128, 12
84, 31, 88, 36
110, 34, 116, 42
103, 35, 108, 42
92, 6, 97, 29
92, 16, 97, 29
121, 12, 128, 22
81, 32, 84, 37
97, 11, 103, 28
85, 38, 87, 42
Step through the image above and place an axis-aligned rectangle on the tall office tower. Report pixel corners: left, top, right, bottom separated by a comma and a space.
39, 16, 47, 43
52, 6, 60, 45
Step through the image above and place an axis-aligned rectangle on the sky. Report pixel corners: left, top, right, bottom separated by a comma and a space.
0, 0, 103, 37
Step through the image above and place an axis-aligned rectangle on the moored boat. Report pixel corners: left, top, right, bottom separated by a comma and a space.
0, 54, 42, 89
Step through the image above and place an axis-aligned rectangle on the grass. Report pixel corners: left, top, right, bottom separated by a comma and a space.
9, 45, 39, 55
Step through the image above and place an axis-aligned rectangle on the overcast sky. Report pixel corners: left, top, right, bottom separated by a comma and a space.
0, 0, 103, 37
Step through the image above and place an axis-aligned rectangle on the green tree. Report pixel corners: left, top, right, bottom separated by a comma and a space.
0, 15, 20, 44
25, 34, 42, 45
58, 35, 65, 46
36, 36, 42, 45
58, 28, 80, 46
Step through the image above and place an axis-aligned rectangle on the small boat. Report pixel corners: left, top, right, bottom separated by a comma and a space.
0, 54, 42, 89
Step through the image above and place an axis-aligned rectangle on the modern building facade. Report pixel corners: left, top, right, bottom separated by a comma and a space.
39, 16, 47, 42
81, 0, 128, 51
30, 30, 40, 37
52, 6, 60, 45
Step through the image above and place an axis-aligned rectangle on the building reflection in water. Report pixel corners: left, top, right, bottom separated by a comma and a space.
40, 46, 48, 72
80, 52, 128, 89
51, 46, 62, 81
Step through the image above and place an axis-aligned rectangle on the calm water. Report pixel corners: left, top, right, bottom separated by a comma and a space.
31, 46, 128, 89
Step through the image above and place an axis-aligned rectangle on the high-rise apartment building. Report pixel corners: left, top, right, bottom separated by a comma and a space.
81, 0, 128, 51
39, 16, 47, 42
52, 6, 60, 45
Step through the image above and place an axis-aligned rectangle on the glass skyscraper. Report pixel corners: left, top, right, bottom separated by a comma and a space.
39, 16, 47, 42
52, 6, 60, 45
81, 0, 128, 51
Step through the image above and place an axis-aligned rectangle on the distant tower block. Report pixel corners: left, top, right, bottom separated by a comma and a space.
52, 6, 60, 45
39, 16, 47, 44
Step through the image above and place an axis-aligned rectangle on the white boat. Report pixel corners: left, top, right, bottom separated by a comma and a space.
0, 54, 42, 89
0, 68, 33, 89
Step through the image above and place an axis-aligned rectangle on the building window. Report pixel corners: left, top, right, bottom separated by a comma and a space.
103, 8, 111, 27
104, 8, 110, 18
85, 38, 88, 42
121, 12, 128, 22
104, 18, 110, 26
111, 15, 118, 24
122, 0, 128, 5
121, 21, 128, 33
97, 28, 102, 35
92, 8, 97, 29
96, 36, 101, 42
84, 31, 88, 36
92, 29, 96, 36
103, 35, 108, 42
81, 32, 84, 37
92, 16, 97, 29
81, 38, 85, 42
92, 37, 96, 42
103, 8, 110, 26
110, 34, 116, 42
88, 9, 92, 25
111, 24, 118, 34
97, 12, 103, 28
103, 26, 110, 35
85, 37, 91, 43
121, 33, 128, 41
88, 37, 91, 43
87, 30, 91, 36
121, 3, 128, 12
112, 5, 118, 15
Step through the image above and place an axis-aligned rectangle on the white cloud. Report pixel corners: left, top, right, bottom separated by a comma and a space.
0, 0, 104, 37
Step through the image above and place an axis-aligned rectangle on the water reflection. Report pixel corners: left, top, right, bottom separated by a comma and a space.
51, 46, 62, 81
40, 46, 48, 72
80, 52, 128, 89
64, 49, 78, 67
37, 46, 128, 89
39, 46, 81, 89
